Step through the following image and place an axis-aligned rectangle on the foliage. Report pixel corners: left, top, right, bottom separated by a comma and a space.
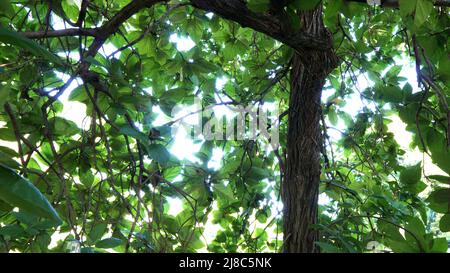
0, 0, 448, 253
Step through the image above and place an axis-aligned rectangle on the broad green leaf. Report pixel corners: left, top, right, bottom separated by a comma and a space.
426, 130, 450, 175
187, 238, 205, 250
400, 162, 422, 185
315, 242, 342, 253
0, 199, 13, 212
61, 0, 80, 22
0, 224, 24, 237
414, 0, 433, 26
399, 0, 417, 16
0, 164, 62, 224
431, 237, 448, 253
89, 223, 107, 242
36, 233, 51, 252
95, 237, 123, 249
50, 117, 80, 137
328, 107, 338, 126
146, 144, 171, 165
119, 125, 149, 143
439, 214, 450, 232
68, 85, 89, 102
428, 175, 450, 185
137, 35, 156, 57
0, 0, 14, 17
247, 166, 271, 181
398, 0, 433, 26
0, 27, 63, 66
214, 183, 235, 201
426, 188, 450, 213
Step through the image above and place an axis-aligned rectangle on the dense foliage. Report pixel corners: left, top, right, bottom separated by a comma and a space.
0, 0, 449, 253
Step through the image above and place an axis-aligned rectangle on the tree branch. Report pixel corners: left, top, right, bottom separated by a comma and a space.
19, 0, 449, 53
189, 0, 332, 51
76, 0, 89, 27
22, 0, 331, 52
21, 28, 98, 39
40, 0, 167, 109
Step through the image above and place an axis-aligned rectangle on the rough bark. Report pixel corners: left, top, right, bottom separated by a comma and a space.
282, 6, 338, 253
189, 0, 331, 51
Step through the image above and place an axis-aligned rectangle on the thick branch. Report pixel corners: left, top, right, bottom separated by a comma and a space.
76, 0, 89, 27
20, 0, 330, 53
189, 0, 331, 51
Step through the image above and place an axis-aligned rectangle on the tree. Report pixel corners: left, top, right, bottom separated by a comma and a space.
0, 0, 449, 253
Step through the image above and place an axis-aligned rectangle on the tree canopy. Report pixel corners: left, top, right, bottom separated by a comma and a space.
0, 0, 449, 253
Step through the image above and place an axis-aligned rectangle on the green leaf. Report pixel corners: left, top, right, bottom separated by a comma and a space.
188, 237, 205, 250
426, 130, 450, 175
0, 150, 20, 169
137, 35, 156, 57
68, 85, 88, 102
399, 0, 417, 16
0, 199, 13, 213
399, 162, 423, 193
159, 87, 192, 104
214, 183, 235, 201
439, 214, 450, 232
427, 188, 450, 213
328, 107, 338, 126
119, 125, 149, 143
406, 216, 426, 237
414, 0, 433, 26
315, 242, 341, 253
95, 237, 123, 249
428, 175, 450, 185
431, 237, 448, 253
400, 162, 422, 184
163, 216, 179, 234
0, 0, 15, 18
61, 0, 80, 22
256, 208, 270, 223
36, 233, 51, 252
13, 211, 39, 225
247, 166, 271, 181
50, 117, 79, 137
89, 223, 107, 242
398, 0, 433, 26
376, 85, 404, 103
0, 27, 63, 66
0, 224, 24, 237
430, 188, 450, 203
146, 144, 171, 165
0, 164, 62, 224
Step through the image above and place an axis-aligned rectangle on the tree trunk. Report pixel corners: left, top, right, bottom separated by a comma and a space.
282, 6, 338, 253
